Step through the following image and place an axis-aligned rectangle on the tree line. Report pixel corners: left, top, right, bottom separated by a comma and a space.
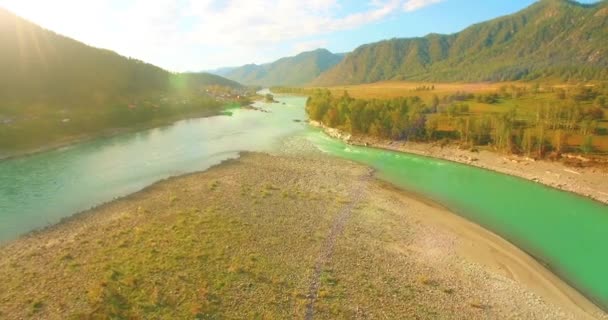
305, 85, 607, 156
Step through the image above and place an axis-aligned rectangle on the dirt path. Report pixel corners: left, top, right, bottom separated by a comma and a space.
305, 169, 374, 320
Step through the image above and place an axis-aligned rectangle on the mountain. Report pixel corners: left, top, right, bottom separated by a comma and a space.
171, 72, 243, 90
206, 66, 238, 77
218, 49, 345, 87
314, 0, 608, 85
0, 8, 242, 152
0, 7, 241, 107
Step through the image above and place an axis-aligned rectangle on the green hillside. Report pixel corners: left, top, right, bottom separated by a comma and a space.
220, 49, 344, 86
314, 0, 608, 85
0, 8, 242, 153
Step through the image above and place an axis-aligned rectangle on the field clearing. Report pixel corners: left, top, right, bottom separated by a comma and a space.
315, 81, 604, 112
313, 81, 601, 116
317, 81, 523, 100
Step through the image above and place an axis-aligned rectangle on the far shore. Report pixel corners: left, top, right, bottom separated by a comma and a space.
310, 120, 608, 205
0, 108, 229, 161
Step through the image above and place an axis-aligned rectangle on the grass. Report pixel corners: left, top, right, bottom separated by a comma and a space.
208, 180, 220, 191
30, 301, 44, 314
0, 156, 346, 319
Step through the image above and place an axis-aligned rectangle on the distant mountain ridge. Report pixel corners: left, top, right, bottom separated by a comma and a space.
214, 49, 345, 87
0, 8, 242, 152
314, 0, 608, 85
0, 7, 241, 108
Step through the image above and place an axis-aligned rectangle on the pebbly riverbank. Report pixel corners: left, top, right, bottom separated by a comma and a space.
309, 120, 608, 205
0, 152, 605, 319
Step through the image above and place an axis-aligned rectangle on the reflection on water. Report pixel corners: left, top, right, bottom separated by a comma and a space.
0, 96, 307, 242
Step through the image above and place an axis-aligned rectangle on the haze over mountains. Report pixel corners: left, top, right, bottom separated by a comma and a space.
314, 0, 608, 85
1, 0, 606, 103
0, 8, 243, 151
210, 49, 345, 87
3, 0, 605, 98
205, 0, 607, 87
0, 7, 241, 111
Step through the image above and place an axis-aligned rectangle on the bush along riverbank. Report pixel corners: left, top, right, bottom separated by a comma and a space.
304, 87, 608, 205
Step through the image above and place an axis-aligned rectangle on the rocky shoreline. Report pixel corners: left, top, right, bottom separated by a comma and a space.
309, 121, 608, 205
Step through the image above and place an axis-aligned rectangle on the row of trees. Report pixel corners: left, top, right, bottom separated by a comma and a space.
306, 88, 606, 156
307, 90, 429, 141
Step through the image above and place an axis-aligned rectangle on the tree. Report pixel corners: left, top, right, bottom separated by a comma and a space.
522, 129, 535, 157
581, 135, 594, 154
368, 121, 382, 137
265, 93, 275, 102
552, 130, 567, 154
536, 122, 547, 157
323, 108, 339, 128
425, 116, 438, 141
431, 95, 439, 112
595, 96, 606, 108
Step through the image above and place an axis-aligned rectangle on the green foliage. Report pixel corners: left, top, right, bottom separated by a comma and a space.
307, 90, 428, 141
314, 0, 608, 85
307, 83, 608, 156
446, 103, 470, 117
581, 135, 594, 154
595, 96, 607, 108
476, 93, 500, 104
264, 93, 275, 102
0, 9, 243, 152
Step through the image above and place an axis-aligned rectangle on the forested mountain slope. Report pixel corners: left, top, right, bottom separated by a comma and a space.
218, 49, 344, 86
314, 0, 608, 85
0, 8, 242, 152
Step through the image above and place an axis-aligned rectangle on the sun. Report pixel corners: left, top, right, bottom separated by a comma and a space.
0, 1, 77, 33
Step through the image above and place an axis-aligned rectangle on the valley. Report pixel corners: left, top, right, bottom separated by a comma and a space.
1, 0, 607, 319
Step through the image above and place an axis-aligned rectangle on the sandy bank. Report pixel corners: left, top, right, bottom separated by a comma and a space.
310, 120, 608, 205
0, 152, 605, 319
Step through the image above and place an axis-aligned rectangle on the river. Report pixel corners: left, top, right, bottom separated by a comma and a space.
0, 93, 607, 310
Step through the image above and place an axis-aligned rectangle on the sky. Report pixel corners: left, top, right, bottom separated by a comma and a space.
0, 0, 600, 72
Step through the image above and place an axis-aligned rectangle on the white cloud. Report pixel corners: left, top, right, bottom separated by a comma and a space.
0, 0, 446, 70
403, 0, 444, 12
181, 0, 403, 47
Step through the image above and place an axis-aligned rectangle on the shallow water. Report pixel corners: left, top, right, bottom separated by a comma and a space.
308, 129, 608, 310
0, 94, 607, 310
0, 96, 308, 242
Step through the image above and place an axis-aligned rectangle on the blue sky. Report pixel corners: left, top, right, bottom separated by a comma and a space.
0, 0, 600, 71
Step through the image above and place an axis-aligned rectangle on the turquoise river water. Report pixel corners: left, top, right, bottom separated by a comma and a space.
0, 94, 606, 310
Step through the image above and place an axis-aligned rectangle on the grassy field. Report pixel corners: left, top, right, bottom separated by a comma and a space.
319, 81, 519, 100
